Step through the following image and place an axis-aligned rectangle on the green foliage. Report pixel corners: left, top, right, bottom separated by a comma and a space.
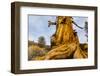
84, 21, 88, 33
38, 36, 46, 47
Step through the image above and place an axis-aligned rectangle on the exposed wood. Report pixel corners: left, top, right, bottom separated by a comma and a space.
43, 16, 88, 60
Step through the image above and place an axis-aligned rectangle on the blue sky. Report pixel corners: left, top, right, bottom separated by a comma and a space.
28, 15, 88, 45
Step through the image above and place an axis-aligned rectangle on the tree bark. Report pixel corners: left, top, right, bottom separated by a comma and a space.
35, 16, 88, 60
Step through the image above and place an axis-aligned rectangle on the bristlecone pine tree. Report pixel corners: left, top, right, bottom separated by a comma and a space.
35, 16, 88, 60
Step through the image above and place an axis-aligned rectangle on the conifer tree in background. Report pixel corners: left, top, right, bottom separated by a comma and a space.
38, 36, 46, 47
84, 21, 88, 42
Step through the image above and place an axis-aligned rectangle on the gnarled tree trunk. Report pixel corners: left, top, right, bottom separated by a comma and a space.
45, 16, 87, 60
35, 16, 88, 60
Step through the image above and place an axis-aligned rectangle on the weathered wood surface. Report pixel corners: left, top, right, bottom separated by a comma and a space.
35, 16, 88, 60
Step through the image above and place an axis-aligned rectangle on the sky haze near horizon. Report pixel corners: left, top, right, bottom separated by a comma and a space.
28, 15, 88, 45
